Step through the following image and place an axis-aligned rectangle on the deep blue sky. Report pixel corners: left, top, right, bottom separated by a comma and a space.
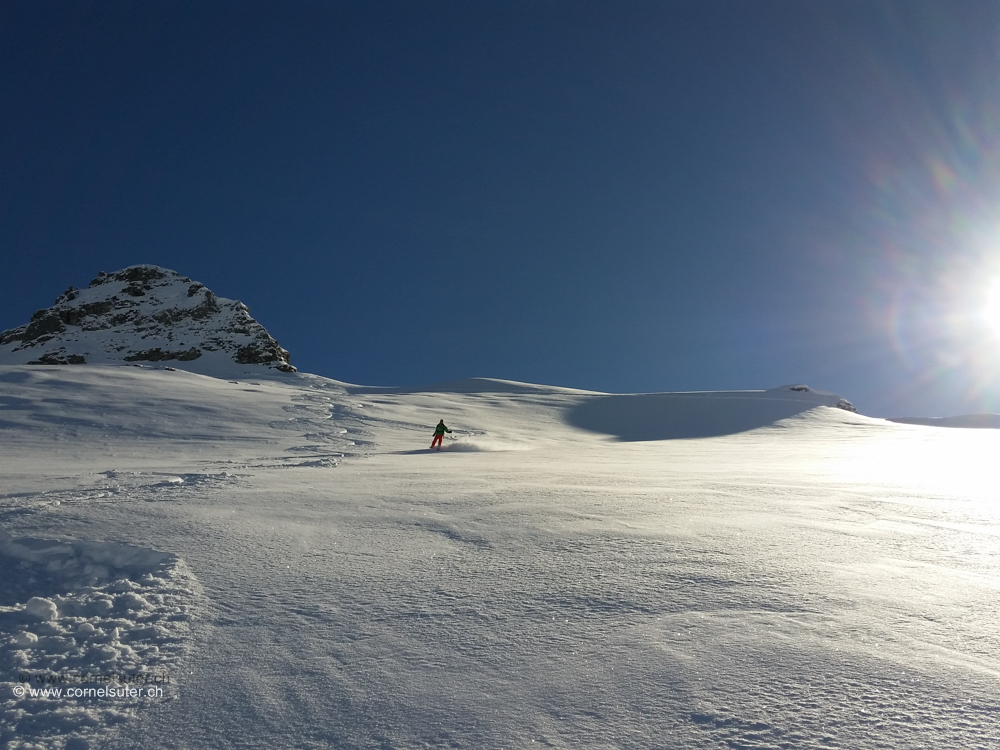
3, 1, 1000, 416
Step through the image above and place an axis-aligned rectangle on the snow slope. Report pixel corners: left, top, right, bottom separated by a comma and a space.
2, 365, 1000, 749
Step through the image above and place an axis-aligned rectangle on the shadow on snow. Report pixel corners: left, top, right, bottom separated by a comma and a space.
564, 391, 824, 441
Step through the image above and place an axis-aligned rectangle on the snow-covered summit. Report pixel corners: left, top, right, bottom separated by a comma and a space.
0, 265, 295, 375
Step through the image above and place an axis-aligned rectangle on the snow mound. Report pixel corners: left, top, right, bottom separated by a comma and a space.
0, 532, 201, 749
566, 385, 857, 441
0, 265, 295, 376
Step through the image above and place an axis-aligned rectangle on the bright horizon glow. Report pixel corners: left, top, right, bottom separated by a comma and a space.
985, 281, 1000, 335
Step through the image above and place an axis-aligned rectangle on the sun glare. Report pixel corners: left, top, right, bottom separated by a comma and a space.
986, 282, 1000, 335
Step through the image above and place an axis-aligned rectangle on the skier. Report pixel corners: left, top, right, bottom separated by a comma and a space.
430, 419, 451, 450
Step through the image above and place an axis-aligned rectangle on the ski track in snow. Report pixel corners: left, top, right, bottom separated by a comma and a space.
2, 365, 1000, 748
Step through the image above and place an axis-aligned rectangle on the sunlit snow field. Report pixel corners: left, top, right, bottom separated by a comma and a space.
2, 364, 999, 749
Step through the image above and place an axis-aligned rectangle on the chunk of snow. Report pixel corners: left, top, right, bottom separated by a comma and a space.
25, 596, 58, 620
14, 631, 39, 646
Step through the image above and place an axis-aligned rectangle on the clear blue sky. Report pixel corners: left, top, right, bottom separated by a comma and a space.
3, 1, 1000, 416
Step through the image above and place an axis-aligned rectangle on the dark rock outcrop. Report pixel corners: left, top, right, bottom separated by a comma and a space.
26, 352, 87, 365
124, 347, 203, 363
0, 265, 295, 375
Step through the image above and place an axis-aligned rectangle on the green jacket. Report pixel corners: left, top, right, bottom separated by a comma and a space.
434, 422, 451, 436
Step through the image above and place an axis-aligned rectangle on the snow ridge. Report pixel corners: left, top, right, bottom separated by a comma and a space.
0, 265, 295, 375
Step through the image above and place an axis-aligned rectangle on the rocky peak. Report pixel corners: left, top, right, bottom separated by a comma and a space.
0, 265, 295, 374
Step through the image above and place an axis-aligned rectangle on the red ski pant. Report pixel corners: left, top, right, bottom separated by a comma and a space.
430, 434, 443, 448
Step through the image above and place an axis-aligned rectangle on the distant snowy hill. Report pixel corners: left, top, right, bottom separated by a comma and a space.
888, 414, 1000, 429
0, 265, 295, 375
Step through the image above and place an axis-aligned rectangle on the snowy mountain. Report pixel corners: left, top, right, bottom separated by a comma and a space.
0, 265, 295, 375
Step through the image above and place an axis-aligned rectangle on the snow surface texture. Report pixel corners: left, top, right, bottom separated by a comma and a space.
0, 265, 295, 375
2, 365, 1000, 749
0, 533, 200, 748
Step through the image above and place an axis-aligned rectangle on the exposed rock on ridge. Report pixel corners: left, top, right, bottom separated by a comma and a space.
0, 265, 295, 374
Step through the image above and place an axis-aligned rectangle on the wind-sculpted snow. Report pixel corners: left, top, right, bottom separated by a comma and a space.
0, 366, 369, 469
0, 533, 201, 750
3, 365, 1000, 748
